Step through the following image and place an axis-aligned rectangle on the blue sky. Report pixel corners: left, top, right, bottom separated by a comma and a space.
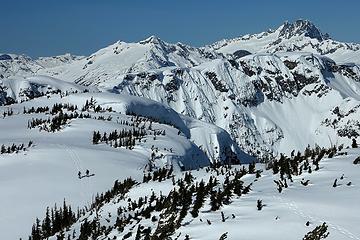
1, 0, 359, 57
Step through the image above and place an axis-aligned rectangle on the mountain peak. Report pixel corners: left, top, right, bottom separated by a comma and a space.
139, 35, 164, 45
278, 19, 329, 41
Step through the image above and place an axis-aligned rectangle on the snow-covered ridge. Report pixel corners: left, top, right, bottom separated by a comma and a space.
210, 20, 360, 65
34, 36, 219, 87
0, 53, 83, 80
0, 75, 90, 105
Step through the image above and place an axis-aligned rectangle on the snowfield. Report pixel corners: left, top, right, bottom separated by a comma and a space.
43, 146, 360, 240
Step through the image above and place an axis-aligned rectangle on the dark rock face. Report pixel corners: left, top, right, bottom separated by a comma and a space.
233, 50, 252, 59
279, 20, 329, 42
237, 56, 321, 104
205, 71, 229, 92
0, 54, 12, 61
330, 64, 360, 82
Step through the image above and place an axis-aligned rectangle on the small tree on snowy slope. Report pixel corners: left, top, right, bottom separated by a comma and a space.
257, 199, 264, 210
303, 222, 329, 240
352, 138, 358, 148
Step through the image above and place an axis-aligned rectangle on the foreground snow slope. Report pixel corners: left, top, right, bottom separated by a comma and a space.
46, 147, 360, 240
0, 86, 250, 239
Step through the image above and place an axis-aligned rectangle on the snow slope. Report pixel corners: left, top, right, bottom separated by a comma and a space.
45, 146, 360, 240
0, 89, 252, 239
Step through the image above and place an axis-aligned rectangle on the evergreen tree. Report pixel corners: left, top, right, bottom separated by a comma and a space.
31, 218, 41, 240
352, 138, 358, 148
354, 156, 360, 165
219, 232, 228, 240
257, 199, 264, 210
191, 180, 206, 218
210, 189, 222, 211
248, 162, 256, 174
41, 207, 52, 238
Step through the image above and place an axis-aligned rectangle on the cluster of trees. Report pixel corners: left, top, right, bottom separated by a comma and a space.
0, 141, 33, 154
269, 145, 349, 193
2, 108, 14, 118
25, 100, 117, 133
269, 146, 337, 182
126, 111, 180, 134
95, 115, 112, 121
23, 100, 109, 116
23, 106, 50, 114
81, 97, 112, 113
92, 118, 166, 149
92, 126, 163, 149
28, 112, 91, 132
50, 103, 78, 115
303, 222, 329, 240
77, 218, 102, 240
92, 177, 136, 209
76, 178, 137, 239
209, 169, 252, 212
30, 178, 136, 240
29, 200, 78, 240
142, 165, 173, 183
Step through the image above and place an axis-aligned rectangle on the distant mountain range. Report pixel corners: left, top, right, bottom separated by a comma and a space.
1, 19, 360, 158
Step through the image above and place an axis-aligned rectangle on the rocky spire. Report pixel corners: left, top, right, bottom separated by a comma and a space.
278, 19, 329, 41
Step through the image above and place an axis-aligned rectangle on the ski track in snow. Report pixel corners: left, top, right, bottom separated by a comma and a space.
58, 144, 92, 205
273, 195, 360, 240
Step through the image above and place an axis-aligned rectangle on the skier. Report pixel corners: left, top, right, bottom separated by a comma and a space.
78, 171, 81, 179
86, 169, 90, 176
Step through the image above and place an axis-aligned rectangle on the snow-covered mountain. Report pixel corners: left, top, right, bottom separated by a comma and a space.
0, 54, 43, 79
2, 20, 360, 158
0, 53, 83, 79
210, 19, 360, 65
1, 19, 360, 239
37, 36, 218, 86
